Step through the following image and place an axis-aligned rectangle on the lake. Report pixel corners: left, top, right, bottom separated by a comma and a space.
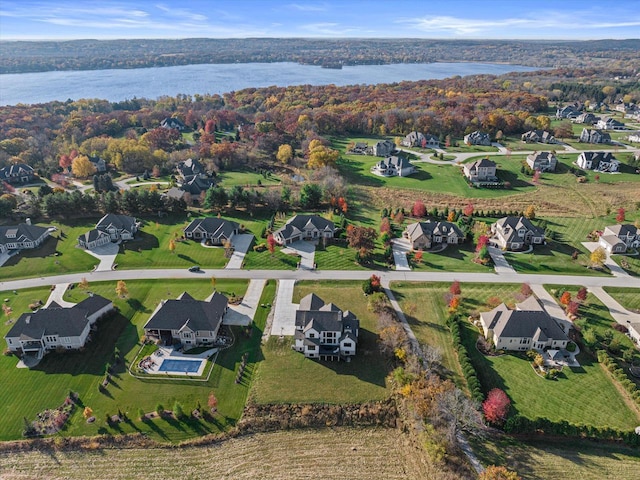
0, 62, 539, 106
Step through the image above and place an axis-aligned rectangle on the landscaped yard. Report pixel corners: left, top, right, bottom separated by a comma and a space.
216, 169, 281, 187
409, 242, 493, 273
314, 243, 367, 270
251, 281, 390, 404
0, 278, 268, 443
0, 220, 97, 281
503, 242, 608, 277
391, 281, 639, 430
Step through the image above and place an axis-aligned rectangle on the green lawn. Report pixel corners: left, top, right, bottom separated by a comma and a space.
314, 243, 367, 270
216, 169, 281, 187
0, 278, 257, 443
503, 242, 608, 277
0, 220, 98, 281
612, 254, 640, 277
251, 281, 390, 404
470, 435, 640, 480
390, 282, 639, 430
410, 242, 493, 273
604, 287, 640, 312
243, 248, 299, 270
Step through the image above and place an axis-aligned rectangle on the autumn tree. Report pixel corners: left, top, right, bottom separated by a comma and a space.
411, 200, 426, 217
566, 301, 580, 316
115, 280, 128, 298
380, 216, 391, 234
576, 286, 588, 302
267, 234, 276, 255
482, 388, 511, 425
616, 207, 625, 223
524, 204, 536, 220
210, 276, 216, 289
307, 144, 339, 169
560, 291, 572, 306
71, 155, 97, 178
448, 296, 460, 312
79, 277, 89, 290
479, 465, 521, 480
346, 225, 378, 255
337, 196, 348, 214
169, 238, 176, 254
394, 211, 404, 225
447, 211, 456, 222
276, 144, 293, 164
520, 283, 532, 298
208, 392, 218, 412
449, 280, 461, 296
414, 250, 423, 264
2, 303, 13, 318
590, 246, 607, 268
532, 169, 541, 184
463, 202, 474, 217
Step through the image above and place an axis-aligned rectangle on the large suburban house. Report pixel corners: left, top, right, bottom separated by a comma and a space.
371, 156, 415, 177
403, 221, 465, 250
579, 128, 611, 144
4, 295, 114, 359
401, 131, 439, 148
628, 132, 640, 143
464, 131, 491, 146
480, 296, 569, 352
371, 139, 395, 157
184, 217, 239, 245
160, 117, 186, 131
143, 292, 228, 347
78, 213, 139, 250
463, 158, 498, 182
576, 151, 619, 172
88, 156, 107, 173
526, 152, 558, 172
0, 222, 52, 255
574, 112, 598, 124
0, 163, 35, 185
491, 216, 545, 251
598, 224, 640, 254
176, 158, 204, 179
521, 130, 557, 144
556, 105, 580, 119
595, 117, 625, 130
273, 215, 335, 245
293, 293, 359, 361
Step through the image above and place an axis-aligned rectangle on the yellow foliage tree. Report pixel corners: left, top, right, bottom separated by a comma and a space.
524, 205, 536, 220
83, 407, 93, 419
115, 280, 128, 298
307, 145, 339, 169
168, 238, 176, 254
71, 155, 96, 178
590, 247, 607, 268
79, 277, 89, 290
276, 144, 293, 164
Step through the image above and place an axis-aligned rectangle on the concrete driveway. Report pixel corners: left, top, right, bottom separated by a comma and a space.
487, 246, 516, 274
530, 284, 572, 332
589, 286, 640, 329
44, 283, 76, 308
282, 240, 316, 269
226, 234, 254, 269
391, 238, 411, 271
270, 279, 298, 336
84, 242, 119, 271
222, 278, 266, 326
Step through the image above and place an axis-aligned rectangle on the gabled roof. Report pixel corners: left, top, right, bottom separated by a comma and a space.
184, 217, 239, 239
374, 156, 413, 170
274, 215, 335, 242
4, 296, 108, 340
0, 223, 49, 247
96, 214, 137, 233
180, 175, 214, 195
405, 221, 463, 241
494, 216, 544, 235
482, 300, 568, 342
295, 294, 360, 335
578, 151, 617, 163
299, 293, 325, 311
78, 228, 109, 245
176, 158, 204, 177
604, 224, 638, 237
0, 163, 34, 180
527, 151, 556, 162
143, 291, 228, 333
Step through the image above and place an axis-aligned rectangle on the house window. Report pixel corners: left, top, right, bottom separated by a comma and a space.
343, 342, 352, 348
308, 345, 316, 351
309, 333, 315, 338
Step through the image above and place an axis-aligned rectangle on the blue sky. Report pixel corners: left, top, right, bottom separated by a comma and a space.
1, 1, 639, 41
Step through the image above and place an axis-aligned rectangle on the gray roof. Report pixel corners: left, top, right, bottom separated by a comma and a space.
374, 155, 413, 170
5, 294, 111, 340
605, 224, 638, 237
96, 214, 137, 233
527, 151, 556, 162
0, 163, 34, 180
299, 293, 325, 311
274, 215, 335, 242
295, 294, 360, 335
0, 223, 49, 247
483, 299, 568, 342
184, 217, 239, 239
405, 221, 463, 242
77, 228, 109, 245
180, 175, 214, 195
579, 151, 617, 164
177, 158, 204, 177
495, 216, 544, 235
144, 291, 228, 333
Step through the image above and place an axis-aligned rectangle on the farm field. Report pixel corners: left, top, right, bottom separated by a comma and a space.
0, 427, 431, 480
251, 281, 390, 404
0, 278, 265, 443
471, 435, 640, 480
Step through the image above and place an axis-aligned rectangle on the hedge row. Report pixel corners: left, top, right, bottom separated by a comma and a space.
597, 349, 640, 407
447, 314, 484, 403
504, 414, 640, 446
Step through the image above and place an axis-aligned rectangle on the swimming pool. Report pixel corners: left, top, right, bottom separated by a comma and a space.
158, 358, 203, 374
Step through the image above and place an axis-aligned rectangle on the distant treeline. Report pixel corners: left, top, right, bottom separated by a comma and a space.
1, 38, 639, 74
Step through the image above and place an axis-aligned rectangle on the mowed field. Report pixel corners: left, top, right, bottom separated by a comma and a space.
0, 428, 433, 480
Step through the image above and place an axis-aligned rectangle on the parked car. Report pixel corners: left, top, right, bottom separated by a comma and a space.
188, 265, 201, 272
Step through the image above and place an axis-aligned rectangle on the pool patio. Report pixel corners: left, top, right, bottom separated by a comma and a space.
139, 346, 216, 377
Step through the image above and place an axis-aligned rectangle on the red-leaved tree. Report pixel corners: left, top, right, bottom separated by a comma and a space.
576, 287, 588, 302
482, 388, 510, 424
520, 283, 533, 298
463, 202, 474, 217
616, 207, 625, 223
476, 234, 489, 252
267, 234, 276, 255
450, 280, 461, 296
560, 291, 571, 306
411, 200, 426, 217
566, 301, 580, 316
414, 250, 423, 264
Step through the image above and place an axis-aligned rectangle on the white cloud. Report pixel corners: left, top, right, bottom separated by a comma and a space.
155, 4, 207, 22
287, 3, 328, 12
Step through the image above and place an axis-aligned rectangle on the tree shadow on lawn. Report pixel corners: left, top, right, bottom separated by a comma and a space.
141, 417, 169, 440
497, 169, 533, 189
177, 253, 197, 264
126, 298, 151, 314
336, 159, 385, 187
3, 236, 59, 266
32, 313, 132, 376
